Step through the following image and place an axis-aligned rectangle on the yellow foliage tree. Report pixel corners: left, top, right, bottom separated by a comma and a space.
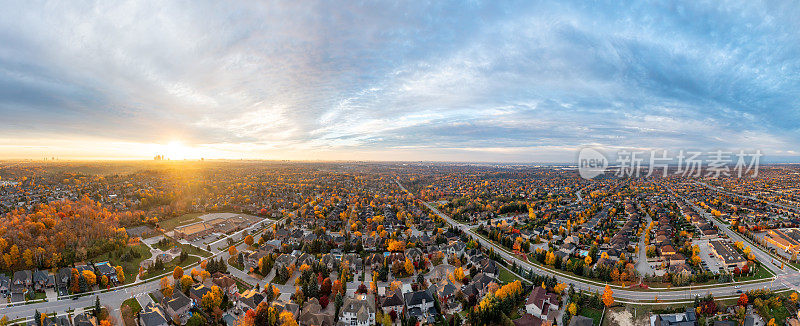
602, 285, 614, 307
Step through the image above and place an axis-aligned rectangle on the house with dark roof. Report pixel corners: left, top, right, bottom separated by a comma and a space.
94, 262, 118, 284
427, 279, 457, 310
33, 269, 52, 291
380, 290, 404, 315
188, 283, 212, 304
139, 302, 170, 326
649, 308, 697, 326
0, 273, 10, 297
524, 287, 559, 321
55, 268, 72, 296
73, 313, 99, 326
162, 291, 193, 324
568, 316, 594, 326
404, 290, 437, 322
239, 289, 265, 311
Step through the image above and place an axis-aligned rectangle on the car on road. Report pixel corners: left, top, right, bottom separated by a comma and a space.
734, 285, 741, 289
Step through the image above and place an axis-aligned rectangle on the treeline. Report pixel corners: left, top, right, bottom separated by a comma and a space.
0, 197, 133, 272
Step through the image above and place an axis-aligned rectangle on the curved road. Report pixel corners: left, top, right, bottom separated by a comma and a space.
396, 180, 800, 303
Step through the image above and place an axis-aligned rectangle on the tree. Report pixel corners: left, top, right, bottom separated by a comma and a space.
82, 270, 97, 286
585, 255, 592, 266
160, 277, 174, 298
404, 258, 415, 276
245, 235, 254, 247
115, 265, 125, 283
228, 246, 238, 256
279, 311, 298, 326
602, 285, 614, 307
173, 266, 184, 280
738, 293, 748, 306
181, 275, 194, 290
94, 296, 101, 317
568, 303, 577, 316
791, 292, 798, 304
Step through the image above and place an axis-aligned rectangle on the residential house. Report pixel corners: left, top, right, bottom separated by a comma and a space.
649, 308, 697, 326
32, 269, 52, 291
73, 313, 99, 326
239, 289, 265, 311
162, 291, 193, 324
139, 302, 170, 326
404, 290, 437, 323
338, 293, 376, 326
298, 298, 335, 326
212, 274, 238, 296
94, 262, 118, 284
0, 274, 9, 297
188, 284, 212, 304
380, 290, 404, 315
524, 287, 559, 321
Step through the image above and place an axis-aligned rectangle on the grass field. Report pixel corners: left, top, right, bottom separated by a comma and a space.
121, 297, 142, 314
93, 244, 153, 284
142, 255, 201, 280
733, 264, 774, 282
153, 236, 211, 257
498, 265, 523, 284
160, 212, 204, 231
578, 307, 604, 326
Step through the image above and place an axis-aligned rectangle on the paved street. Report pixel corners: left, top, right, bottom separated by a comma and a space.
396, 180, 800, 303
0, 216, 283, 323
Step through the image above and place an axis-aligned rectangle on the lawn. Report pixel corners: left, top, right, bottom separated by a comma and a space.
153, 236, 211, 257
141, 255, 201, 280
498, 265, 523, 284
160, 212, 204, 231
757, 305, 792, 326
228, 256, 244, 271
93, 244, 153, 284
121, 297, 142, 314
577, 307, 604, 326
733, 265, 774, 282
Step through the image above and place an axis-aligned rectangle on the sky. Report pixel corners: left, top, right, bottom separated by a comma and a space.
1, 1, 799, 162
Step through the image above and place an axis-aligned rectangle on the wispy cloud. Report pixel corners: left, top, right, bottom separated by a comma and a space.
0, 0, 798, 161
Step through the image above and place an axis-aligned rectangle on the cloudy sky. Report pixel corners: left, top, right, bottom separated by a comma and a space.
1, 1, 799, 162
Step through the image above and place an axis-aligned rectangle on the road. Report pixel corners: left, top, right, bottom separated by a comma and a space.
1, 216, 283, 323
396, 180, 800, 303
668, 187, 788, 276
634, 207, 655, 278
696, 181, 800, 213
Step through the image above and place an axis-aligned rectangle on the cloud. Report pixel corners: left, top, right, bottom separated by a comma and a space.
0, 0, 798, 161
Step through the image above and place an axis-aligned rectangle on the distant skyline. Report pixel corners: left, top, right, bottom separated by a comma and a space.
1, 1, 799, 162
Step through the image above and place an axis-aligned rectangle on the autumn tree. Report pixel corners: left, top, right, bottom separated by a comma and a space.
115, 266, 125, 283
738, 293, 748, 306
173, 266, 184, 280
181, 275, 194, 290
404, 258, 414, 276
602, 285, 614, 307
245, 235, 254, 247
160, 277, 174, 298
